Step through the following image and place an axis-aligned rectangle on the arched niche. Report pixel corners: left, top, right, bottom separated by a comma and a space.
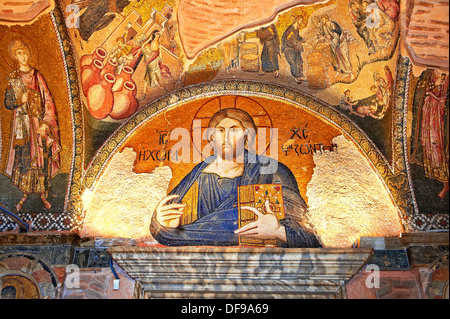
78, 80, 407, 247
0, 252, 60, 299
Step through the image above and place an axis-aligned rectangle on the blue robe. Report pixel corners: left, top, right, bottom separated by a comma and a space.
282, 24, 305, 79
150, 151, 322, 247
257, 24, 280, 73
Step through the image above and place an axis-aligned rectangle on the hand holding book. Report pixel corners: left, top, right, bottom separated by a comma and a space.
236, 184, 287, 246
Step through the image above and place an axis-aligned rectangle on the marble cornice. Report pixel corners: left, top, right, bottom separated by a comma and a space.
109, 246, 373, 299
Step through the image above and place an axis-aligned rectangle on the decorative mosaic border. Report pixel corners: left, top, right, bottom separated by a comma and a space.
78, 78, 417, 231
52, 3, 85, 232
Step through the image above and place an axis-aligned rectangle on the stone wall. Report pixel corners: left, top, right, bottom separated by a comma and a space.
55, 267, 135, 299
0, 232, 448, 299
347, 233, 449, 299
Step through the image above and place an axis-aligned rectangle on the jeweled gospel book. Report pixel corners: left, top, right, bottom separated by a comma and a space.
237, 184, 285, 246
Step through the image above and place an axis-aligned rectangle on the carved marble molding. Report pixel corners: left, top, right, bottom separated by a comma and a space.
109, 247, 373, 299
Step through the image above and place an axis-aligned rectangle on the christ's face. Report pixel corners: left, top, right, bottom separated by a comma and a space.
212, 118, 247, 161
15, 49, 30, 67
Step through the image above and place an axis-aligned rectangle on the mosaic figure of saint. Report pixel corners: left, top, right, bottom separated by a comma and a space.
256, 24, 280, 78
319, 15, 354, 77
3, 39, 61, 212
281, 16, 306, 83
411, 70, 449, 199
142, 31, 172, 98
348, 0, 376, 55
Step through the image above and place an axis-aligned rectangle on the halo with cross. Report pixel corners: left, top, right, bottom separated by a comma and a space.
190, 95, 274, 160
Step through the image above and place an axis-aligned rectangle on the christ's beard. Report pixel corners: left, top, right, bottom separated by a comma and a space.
217, 143, 245, 162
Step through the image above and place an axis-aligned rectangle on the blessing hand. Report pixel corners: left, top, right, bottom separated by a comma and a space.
234, 199, 286, 242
